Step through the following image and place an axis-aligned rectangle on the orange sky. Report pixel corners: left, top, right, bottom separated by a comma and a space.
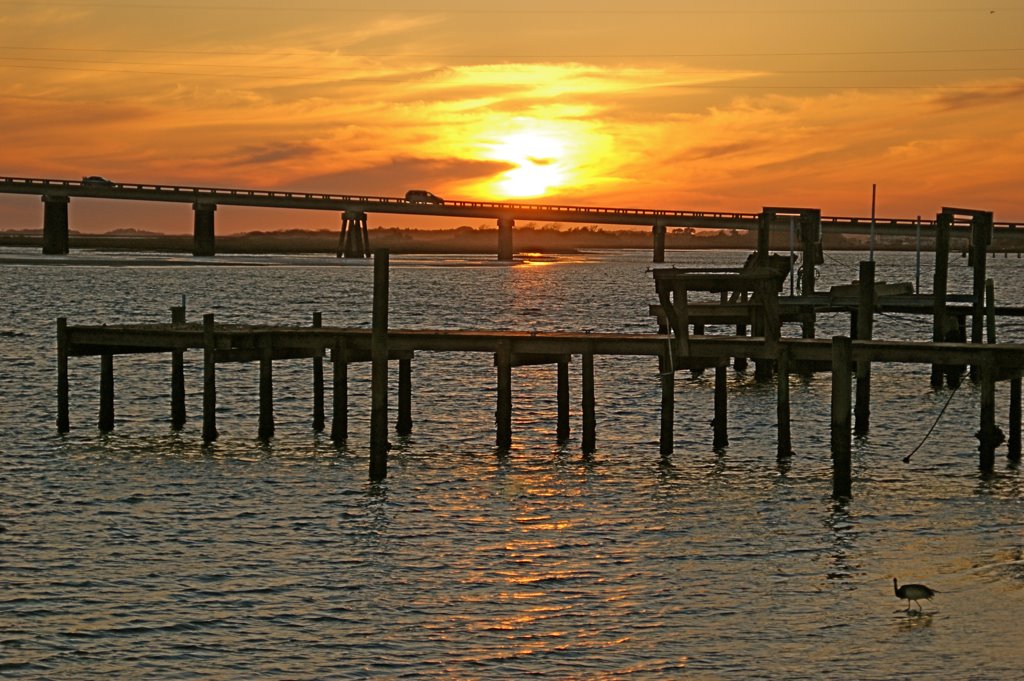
1, 1, 1022, 233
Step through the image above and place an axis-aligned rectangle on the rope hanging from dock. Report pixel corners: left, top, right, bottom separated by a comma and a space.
903, 383, 961, 464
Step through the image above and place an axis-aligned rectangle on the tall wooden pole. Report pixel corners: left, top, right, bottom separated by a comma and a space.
713, 363, 728, 450
931, 213, 952, 388
582, 350, 596, 454
57, 317, 69, 433
258, 341, 274, 441
396, 357, 412, 436
652, 222, 666, 263
312, 312, 325, 432
660, 356, 674, 457
202, 313, 218, 443
495, 340, 512, 449
979, 357, 997, 472
557, 356, 570, 442
171, 306, 186, 429
1010, 376, 1022, 463
855, 260, 875, 435
370, 249, 390, 480
99, 353, 114, 432
777, 346, 792, 458
331, 339, 348, 443
831, 336, 853, 499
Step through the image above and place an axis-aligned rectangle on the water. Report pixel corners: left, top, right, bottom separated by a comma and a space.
2, 247, 1024, 679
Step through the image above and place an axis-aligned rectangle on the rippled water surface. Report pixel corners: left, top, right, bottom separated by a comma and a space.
2, 248, 1024, 679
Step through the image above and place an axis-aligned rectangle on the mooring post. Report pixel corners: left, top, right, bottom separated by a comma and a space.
855, 260, 875, 436
331, 338, 348, 443
660, 354, 674, 456
931, 212, 952, 388
777, 345, 792, 458
171, 306, 186, 429
370, 249, 390, 481
713, 363, 728, 450
57, 317, 69, 433
262, 342, 278, 438
582, 350, 596, 454
557, 356, 570, 442
495, 340, 512, 449
985, 279, 996, 344
652, 222, 666, 263
979, 355, 997, 472
202, 313, 218, 443
99, 353, 114, 432
734, 320, 748, 371
397, 357, 412, 436
831, 336, 853, 499
312, 312, 325, 432
1009, 376, 1022, 462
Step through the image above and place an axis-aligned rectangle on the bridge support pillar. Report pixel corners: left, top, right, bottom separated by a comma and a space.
652, 223, 666, 263
193, 202, 216, 256
42, 195, 70, 255
338, 211, 369, 258
497, 217, 514, 261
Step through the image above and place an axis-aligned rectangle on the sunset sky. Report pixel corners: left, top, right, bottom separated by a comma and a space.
1, 1, 1022, 233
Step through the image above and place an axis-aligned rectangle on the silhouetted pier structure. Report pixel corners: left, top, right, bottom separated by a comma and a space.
56, 214, 1024, 498
3, 175, 1022, 260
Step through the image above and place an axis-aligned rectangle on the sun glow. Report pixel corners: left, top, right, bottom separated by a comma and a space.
485, 129, 570, 200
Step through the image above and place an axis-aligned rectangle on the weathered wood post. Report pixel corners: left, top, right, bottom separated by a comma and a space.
692, 322, 705, 378
712, 362, 728, 450
582, 349, 596, 454
831, 336, 853, 498
777, 345, 792, 458
985, 279, 996, 344
99, 353, 114, 432
312, 312, 325, 432
855, 260, 875, 435
652, 221, 666, 263
495, 340, 512, 449
202, 313, 218, 443
397, 357, 413, 436
192, 201, 216, 257
171, 306, 186, 429
258, 338, 274, 441
659, 353, 674, 456
497, 217, 514, 261
331, 338, 348, 442
370, 249, 390, 480
931, 212, 952, 388
970, 213, 992, 348
979, 355, 997, 472
57, 317, 70, 433
42, 195, 70, 255
557, 356, 570, 442
1009, 376, 1022, 462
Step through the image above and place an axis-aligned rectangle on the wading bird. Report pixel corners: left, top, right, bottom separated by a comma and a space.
893, 578, 936, 612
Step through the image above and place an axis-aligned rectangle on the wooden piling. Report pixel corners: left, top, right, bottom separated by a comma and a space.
777, 346, 792, 458
986, 279, 996, 344
557, 356, 570, 442
202, 313, 218, 443
171, 306, 186, 429
855, 260, 875, 436
652, 222, 666, 263
42, 195, 70, 255
831, 336, 853, 499
370, 249, 389, 480
192, 202, 216, 257
979, 356, 996, 472
396, 357, 412, 436
582, 350, 596, 454
931, 212, 952, 388
1009, 376, 1021, 462
497, 217, 514, 261
660, 355, 673, 456
734, 321, 748, 371
331, 339, 348, 442
57, 317, 69, 433
713, 363, 728, 450
258, 341, 274, 440
99, 353, 114, 432
312, 312, 324, 432
495, 340, 512, 449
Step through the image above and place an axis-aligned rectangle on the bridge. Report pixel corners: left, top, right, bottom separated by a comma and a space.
0, 175, 1019, 260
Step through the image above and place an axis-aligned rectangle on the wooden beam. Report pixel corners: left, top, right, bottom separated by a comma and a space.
831, 336, 853, 499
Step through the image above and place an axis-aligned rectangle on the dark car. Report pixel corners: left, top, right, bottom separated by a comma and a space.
82, 175, 115, 187
405, 189, 444, 205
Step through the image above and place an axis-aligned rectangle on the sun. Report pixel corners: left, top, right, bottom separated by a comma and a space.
487, 130, 569, 200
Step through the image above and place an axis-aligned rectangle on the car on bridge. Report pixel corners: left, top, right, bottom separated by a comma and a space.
82, 176, 115, 187
405, 189, 444, 205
